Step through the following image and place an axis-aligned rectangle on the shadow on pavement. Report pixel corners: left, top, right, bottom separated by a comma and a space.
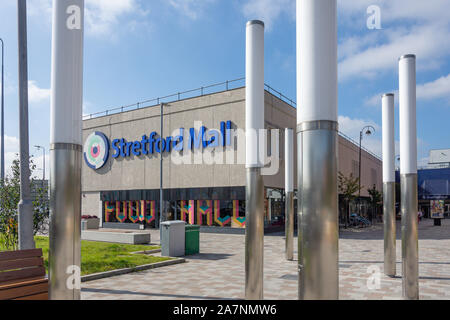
184, 253, 234, 261
339, 219, 450, 240
82, 288, 235, 300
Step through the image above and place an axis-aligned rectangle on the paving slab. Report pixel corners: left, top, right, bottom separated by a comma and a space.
82, 218, 450, 300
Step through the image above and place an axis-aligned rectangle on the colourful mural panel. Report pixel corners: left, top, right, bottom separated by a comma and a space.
128, 201, 140, 223
138, 200, 146, 222
181, 200, 195, 225
232, 200, 245, 228
144, 200, 156, 224
197, 200, 213, 226
116, 201, 127, 223
104, 201, 115, 222
213, 200, 231, 226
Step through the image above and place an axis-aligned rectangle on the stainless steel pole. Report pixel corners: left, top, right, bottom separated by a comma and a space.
399, 54, 419, 300
0, 38, 4, 183
297, 0, 339, 300
285, 128, 294, 261
382, 93, 396, 277
358, 131, 362, 215
159, 103, 163, 232
49, 0, 84, 300
245, 20, 265, 300
17, 0, 34, 250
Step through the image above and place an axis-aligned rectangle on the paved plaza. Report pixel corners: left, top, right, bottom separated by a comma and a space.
81, 218, 450, 300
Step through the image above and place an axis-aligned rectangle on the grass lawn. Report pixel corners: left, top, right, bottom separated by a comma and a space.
1, 236, 171, 276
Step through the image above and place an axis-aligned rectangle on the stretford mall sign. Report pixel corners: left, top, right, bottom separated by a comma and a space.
84, 120, 233, 170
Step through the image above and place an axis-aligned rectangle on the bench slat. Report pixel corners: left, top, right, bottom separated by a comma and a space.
0, 277, 47, 290
0, 257, 44, 272
0, 266, 46, 283
13, 291, 48, 300
0, 249, 43, 262
0, 281, 48, 300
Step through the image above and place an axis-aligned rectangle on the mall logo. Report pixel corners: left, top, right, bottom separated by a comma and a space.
83, 131, 110, 170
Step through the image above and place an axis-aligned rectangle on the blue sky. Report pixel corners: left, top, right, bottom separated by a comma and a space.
0, 0, 449, 179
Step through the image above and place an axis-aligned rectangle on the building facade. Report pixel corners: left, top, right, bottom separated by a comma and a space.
82, 87, 382, 230
395, 167, 450, 218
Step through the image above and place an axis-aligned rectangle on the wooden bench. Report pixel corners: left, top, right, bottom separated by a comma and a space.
0, 248, 48, 300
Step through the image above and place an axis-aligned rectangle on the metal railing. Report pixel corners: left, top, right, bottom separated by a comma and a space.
82, 77, 299, 120
83, 78, 246, 120
418, 163, 450, 170
264, 83, 297, 107
338, 131, 382, 161
82, 77, 381, 160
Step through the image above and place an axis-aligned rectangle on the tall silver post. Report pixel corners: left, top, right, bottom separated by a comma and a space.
17, 0, 35, 250
1, 38, 4, 183
159, 103, 163, 234
245, 20, 265, 300
49, 0, 84, 300
285, 128, 294, 261
382, 93, 396, 277
297, 0, 339, 300
399, 54, 419, 300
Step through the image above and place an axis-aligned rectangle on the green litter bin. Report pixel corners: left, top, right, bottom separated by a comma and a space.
185, 225, 200, 255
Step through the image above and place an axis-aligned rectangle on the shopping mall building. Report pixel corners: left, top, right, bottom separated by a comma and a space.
81, 83, 382, 231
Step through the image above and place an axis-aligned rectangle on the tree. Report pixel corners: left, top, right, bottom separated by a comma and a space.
367, 184, 382, 223
338, 172, 363, 228
0, 155, 49, 250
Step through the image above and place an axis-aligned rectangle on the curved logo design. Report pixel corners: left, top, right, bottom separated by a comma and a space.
84, 131, 109, 170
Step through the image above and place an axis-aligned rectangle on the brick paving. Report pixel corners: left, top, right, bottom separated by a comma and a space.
81, 218, 450, 300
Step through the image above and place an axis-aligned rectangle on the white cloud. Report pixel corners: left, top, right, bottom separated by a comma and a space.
27, 0, 149, 37
0, 136, 49, 180
30, 153, 49, 180
28, 0, 52, 18
28, 80, 50, 104
365, 73, 450, 106
338, 0, 450, 24
168, 0, 216, 20
338, 0, 450, 81
339, 24, 450, 81
85, 0, 148, 36
0, 136, 20, 153
0, 136, 19, 179
241, 0, 294, 31
417, 74, 450, 101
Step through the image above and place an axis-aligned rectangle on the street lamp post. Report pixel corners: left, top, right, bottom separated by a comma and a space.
34, 145, 45, 184
17, 0, 34, 250
358, 125, 375, 219
1, 38, 4, 183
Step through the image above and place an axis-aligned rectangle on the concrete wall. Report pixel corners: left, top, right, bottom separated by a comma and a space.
83, 88, 247, 192
263, 91, 297, 189
338, 136, 383, 197
82, 87, 381, 199
82, 191, 101, 216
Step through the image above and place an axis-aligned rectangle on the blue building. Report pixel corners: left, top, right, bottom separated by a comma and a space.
396, 167, 450, 218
